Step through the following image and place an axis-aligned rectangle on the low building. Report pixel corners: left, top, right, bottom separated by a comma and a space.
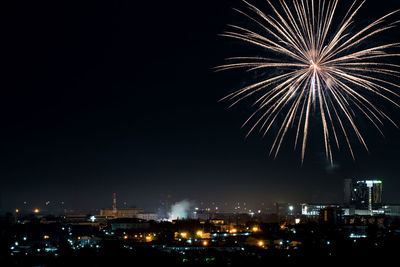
100, 208, 143, 218
136, 213, 158, 221
383, 205, 400, 217
319, 207, 344, 225
301, 204, 341, 216
109, 218, 150, 230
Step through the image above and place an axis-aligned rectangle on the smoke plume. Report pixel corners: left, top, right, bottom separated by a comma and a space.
168, 200, 192, 221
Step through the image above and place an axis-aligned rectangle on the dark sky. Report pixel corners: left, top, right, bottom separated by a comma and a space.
2, 0, 400, 212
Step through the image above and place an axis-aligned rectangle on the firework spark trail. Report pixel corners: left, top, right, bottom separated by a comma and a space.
216, 0, 400, 164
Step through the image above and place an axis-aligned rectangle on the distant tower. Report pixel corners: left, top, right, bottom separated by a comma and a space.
112, 192, 117, 215
344, 179, 352, 206
345, 179, 383, 211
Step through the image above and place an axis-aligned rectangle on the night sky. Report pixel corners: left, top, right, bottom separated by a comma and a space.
2, 0, 400, 212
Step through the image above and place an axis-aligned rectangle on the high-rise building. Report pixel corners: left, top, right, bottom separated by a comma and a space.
344, 179, 352, 205
344, 179, 383, 213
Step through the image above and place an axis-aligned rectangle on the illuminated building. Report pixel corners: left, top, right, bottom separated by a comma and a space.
319, 207, 343, 225
100, 193, 145, 218
344, 179, 383, 214
302, 204, 341, 216
100, 208, 143, 217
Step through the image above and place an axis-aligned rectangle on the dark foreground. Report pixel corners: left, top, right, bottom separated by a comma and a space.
2, 239, 400, 267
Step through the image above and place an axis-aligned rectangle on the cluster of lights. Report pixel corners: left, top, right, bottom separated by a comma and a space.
67, 237, 101, 250
121, 233, 156, 242
349, 233, 367, 239
10, 237, 59, 257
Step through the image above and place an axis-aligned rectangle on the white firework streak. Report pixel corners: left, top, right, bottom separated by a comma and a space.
216, 0, 400, 164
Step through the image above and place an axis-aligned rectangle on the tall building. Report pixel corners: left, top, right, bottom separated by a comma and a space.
344, 178, 352, 205
344, 179, 383, 213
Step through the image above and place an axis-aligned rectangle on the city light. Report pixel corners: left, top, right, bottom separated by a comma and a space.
180, 232, 188, 238
196, 231, 203, 237
33, 209, 39, 213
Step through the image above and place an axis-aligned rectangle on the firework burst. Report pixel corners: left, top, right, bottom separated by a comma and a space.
217, 0, 400, 164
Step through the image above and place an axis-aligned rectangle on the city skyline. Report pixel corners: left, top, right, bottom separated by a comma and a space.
3, 177, 396, 216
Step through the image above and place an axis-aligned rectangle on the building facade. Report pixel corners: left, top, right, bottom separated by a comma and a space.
100, 208, 143, 218
344, 179, 383, 209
